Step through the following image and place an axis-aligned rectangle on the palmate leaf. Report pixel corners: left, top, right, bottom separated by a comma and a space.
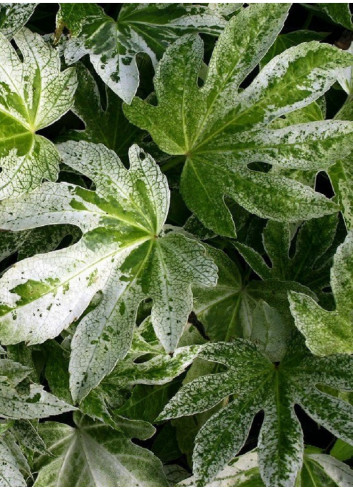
0, 141, 217, 402
0, 358, 73, 420
34, 414, 168, 487
193, 245, 313, 361
235, 214, 339, 295
0, 27, 77, 199
289, 231, 353, 355
60, 62, 142, 160
57, 3, 226, 103
158, 334, 353, 486
179, 449, 353, 487
0, 4, 36, 39
124, 3, 353, 237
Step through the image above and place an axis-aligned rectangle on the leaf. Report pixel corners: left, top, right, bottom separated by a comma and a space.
34, 415, 168, 487
158, 334, 353, 486
57, 3, 226, 103
0, 142, 217, 402
193, 244, 313, 360
260, 30, 328, 68
0, 28, 77, 199
289, 231, 353, 355
124, 3, 353, 236
319, 4, 353, 30
60, 62, 142, 160
179, 449, 353, 487
235, 214, 339, 294
0, 4, 36, 38
0, 433, 29, 487
330, 439, 353, 462
0, 358, 73, 420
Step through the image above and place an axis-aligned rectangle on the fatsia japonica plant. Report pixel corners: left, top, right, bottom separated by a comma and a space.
1, 2, 353, 488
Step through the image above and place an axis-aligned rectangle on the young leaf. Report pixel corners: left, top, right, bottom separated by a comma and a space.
289, 231, 353, 355
34, 415, 168, 487
0, 28, 77, 199
158, 334, 353, 486
193, 245, 313, 360
0, 358, 73, 419
0, 142, 217, 402
124, 4, 353, 236
57, 3, 226, 103
0, 4, 36, 38
235, 214, 339, 294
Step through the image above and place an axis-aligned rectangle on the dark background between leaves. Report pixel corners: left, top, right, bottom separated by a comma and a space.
3, 2, 353, 474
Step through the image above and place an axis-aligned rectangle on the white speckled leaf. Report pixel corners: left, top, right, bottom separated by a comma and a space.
125, 4, 351, 236
0, 142, 217, 402
57, 3, 226, 103
158, 335, 353, 486
0, 434, 28, 487
0, 28, 77, 199
0, 358, 73, 420
34, 415, 167, 487
180, 449, 353, 487
289, 231, 353, 355
0, 4, 36, 38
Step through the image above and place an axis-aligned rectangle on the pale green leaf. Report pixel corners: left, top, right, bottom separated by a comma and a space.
289, 231, 353, 355
34, 415, 168, 487
0, 28, 77, 199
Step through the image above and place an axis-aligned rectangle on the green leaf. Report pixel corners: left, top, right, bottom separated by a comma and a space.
0, 4, 36, 38
124, 4, 352, 236
330, 439, 353, 462
0, 28, 77, 199
57, 3, 226, 103
0, 142, 217, 402
193, 245, 313, 360
235, 215, 339, 294
60, 62, 142, 160
289, 231, 353, 355
0, 358, 73, 419
34, 415, 168, 487
158, 334, 353, 486
319, 4, 353, 30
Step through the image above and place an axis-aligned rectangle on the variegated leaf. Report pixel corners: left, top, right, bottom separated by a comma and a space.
158, 334, 353, 486
124, 3, 353, 236
57, 3, 226, 103
0, 28, 77, 199
289, 231, 353, 355
0, 358, 73, 420
34, 414, 167, 487
0, 142, 217, 402
0, 3, 36, 38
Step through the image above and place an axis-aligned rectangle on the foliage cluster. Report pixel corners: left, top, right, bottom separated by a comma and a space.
0, 2, 353, 487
